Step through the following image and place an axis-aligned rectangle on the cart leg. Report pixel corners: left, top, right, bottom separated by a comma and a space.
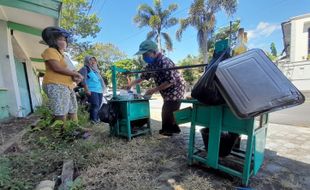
205, 106, 223, 168
188, 121, 196, 165
147, 118, 152, 135
242, 131, 254, 186
110, 121, 117, 137
115, 120, 120, 136
188, 106, 199, 165
127, 120, 131, 141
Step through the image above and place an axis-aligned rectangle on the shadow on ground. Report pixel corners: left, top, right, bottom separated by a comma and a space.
2, 116, 309, 190
145, 120, 310, 190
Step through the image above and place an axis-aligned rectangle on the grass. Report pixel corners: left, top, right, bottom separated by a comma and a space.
0, 127, 105, 189
0, 115, 223, 190
0, 99, 227, 189
2, 96, 304, 189
0, 101, 100, 190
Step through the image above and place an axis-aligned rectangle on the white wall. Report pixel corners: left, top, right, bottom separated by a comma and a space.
286, 15, 310, 94
0, 20, 23, 117
11, 36, 42, 110
290, 16, 310, 62
25, 60, 42, 109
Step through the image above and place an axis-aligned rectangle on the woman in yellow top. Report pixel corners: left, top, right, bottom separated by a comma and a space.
41, 27, 83, 122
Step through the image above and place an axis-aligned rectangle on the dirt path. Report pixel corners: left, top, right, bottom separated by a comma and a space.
0, 115, 40, 154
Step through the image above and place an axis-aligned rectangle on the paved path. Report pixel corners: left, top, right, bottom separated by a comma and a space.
269, 102, 310, 127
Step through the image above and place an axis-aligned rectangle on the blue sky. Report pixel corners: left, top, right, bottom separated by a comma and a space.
86, 0, 310, 63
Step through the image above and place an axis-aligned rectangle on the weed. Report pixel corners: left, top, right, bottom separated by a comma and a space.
67, 177, 84, 190
0, 157, 32, 190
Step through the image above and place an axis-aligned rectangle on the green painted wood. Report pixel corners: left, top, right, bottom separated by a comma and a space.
254, 126, 268, 174
192, 155, 208, 165
175, 100, 269, 186
221, 106, 257, 135
218, 164, 243, 178
30, 57, 45, 62
112, 66, 143, 98
135, 73, 141, 94
110, 66, 153, 140
7, 22, 42, 36
111, 65, 117, 97
195, 105, 211, 126
111, 101, 151, 140
129, 101, 150, 120
126, 106, 131, 140
0, 0, 61, 18
188, 106, 197, 165
173, 107, 192, 125
14, 58, 32, 116
214, 39, 229, 53
207, 106, 222, 168
242, 119, 255, 186
0, 91, 10, 120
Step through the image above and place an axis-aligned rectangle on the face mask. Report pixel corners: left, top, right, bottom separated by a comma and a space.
143, 56, 155, 64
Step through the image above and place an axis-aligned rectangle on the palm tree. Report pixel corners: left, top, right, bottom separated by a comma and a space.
176, 0, 237, 63
134, 0, 178, 52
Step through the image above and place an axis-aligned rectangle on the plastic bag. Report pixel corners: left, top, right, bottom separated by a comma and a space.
98, 101, 118, 124
200, 128, 240, 157
191, 49, 230, 105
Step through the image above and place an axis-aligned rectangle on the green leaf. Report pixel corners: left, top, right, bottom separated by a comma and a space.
134, 0, 179, 52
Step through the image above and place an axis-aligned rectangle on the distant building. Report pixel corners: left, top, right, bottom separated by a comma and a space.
0, 1, 62, 120
278, 13, 310, 98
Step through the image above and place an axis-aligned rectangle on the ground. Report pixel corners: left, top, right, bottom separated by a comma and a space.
0, 115, 40, 146
0, 98, 310, 190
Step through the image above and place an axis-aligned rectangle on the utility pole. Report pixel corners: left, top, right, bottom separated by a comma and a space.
229, 21, 232, 46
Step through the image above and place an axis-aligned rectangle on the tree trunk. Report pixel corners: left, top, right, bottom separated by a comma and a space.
157, 30, 162, 52
203, 43, 209, 64
203, 45, 209, 64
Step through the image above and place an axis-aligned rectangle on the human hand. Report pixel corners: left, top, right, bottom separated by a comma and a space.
145, 88, 157, 96
125, 85, 132, 91
73, 76, 81, 83
85, 90, 91, 96
72, 72, 83, 83
73, 72, 83, 80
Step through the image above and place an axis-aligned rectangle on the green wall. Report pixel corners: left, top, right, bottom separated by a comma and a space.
0, 90, 9, 120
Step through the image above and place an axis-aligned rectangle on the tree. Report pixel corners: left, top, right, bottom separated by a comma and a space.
270, 42, 277, 57
74, 43, 126, 69
60, 0, 101, 39
266, 52, 277, 61
134, 0, 178, 52
73, 42, 127, 86
207, 20, 240, 52
60, 0, 102, 61
178, 55, 203, 86
106, 59, 156, 89
176, 0, 237, 63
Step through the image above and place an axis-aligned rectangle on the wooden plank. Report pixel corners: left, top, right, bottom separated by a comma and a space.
59, 160, 74, 190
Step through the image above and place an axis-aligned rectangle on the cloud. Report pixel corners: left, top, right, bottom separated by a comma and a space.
247, 22, 281, 40
248, 42, 269, 50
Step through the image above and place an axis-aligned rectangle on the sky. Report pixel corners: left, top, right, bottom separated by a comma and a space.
86, 0, 310, 63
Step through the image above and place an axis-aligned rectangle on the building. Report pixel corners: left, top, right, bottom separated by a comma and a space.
279, 13, 310, 98
0, 1, 62, 120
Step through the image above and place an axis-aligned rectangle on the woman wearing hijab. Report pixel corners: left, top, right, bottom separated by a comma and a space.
79, 56, 106, 124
